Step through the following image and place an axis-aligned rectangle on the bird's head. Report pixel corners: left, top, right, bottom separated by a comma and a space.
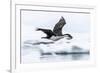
64, 34, 73, 40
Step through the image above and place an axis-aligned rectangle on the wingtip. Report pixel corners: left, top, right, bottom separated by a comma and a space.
61, 16, 64, 19
60, 16, 66, 24
60, 16, 65, 21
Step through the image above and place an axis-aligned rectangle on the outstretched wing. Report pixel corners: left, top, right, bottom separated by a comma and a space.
36, 28, 54, 38
53, 16, 66, 36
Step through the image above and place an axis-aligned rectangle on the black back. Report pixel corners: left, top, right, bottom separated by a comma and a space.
36, 28, 55, 39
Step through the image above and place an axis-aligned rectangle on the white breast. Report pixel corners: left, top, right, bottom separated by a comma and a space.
50, 36, 64, 41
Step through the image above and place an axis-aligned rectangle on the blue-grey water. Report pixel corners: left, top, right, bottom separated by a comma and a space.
21, 40, 90, 63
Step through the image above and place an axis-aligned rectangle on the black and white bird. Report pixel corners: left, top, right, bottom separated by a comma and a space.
36, 16, 73, 41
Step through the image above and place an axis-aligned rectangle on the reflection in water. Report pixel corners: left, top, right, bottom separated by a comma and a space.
38, 45, 90, 61
71, 53, 89, 60
40, 52, 89, 62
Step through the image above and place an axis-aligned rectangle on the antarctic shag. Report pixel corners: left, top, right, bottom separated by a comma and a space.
36, 16, 73, 41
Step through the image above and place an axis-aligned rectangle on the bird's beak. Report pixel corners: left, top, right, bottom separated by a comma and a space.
66, 36, 73, 40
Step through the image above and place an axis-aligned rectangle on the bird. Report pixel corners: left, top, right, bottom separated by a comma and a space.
36, 16, 73, 41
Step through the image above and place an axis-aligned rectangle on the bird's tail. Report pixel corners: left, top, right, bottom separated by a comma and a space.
36, 28, 43, 31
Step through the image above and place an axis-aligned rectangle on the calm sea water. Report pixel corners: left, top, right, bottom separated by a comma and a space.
21, 42, 90, 63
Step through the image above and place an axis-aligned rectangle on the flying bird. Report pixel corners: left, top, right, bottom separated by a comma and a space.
36, 16, 73, 41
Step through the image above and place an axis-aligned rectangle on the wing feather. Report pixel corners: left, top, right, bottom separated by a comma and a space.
53, 16, 66, 36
